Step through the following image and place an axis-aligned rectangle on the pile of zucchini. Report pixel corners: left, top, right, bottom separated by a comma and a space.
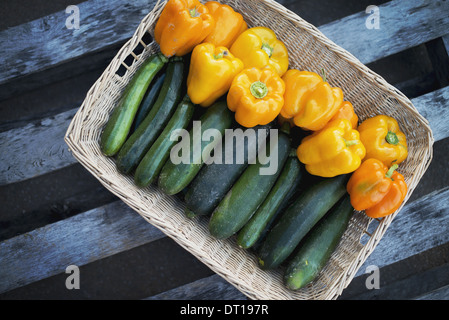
100, 52, 355, 290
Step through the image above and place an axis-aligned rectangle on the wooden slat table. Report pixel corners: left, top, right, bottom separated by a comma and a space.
1, 0, 448, 300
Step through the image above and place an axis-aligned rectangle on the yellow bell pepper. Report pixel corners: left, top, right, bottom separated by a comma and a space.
227, 67, 285, 128
297, 119, 366, 177
187, 43, 244, 107
230, 27, 289, 76
154, 0, 215, 57
203, 1, 248, 48
357, 115, 408, 167
280, 69, 344, 132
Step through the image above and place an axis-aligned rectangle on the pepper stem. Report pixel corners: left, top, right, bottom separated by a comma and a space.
386, 131, 399, 145
189, 7, 200, 18
321, 68, 327, 82
250, 81, 268, 99
213, 50, 227, 60
344, 139, 359, 147
386, 164, 399, 179
261, 43, 274, 58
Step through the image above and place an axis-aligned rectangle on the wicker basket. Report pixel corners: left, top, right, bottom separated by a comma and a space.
65, 0, 434, 300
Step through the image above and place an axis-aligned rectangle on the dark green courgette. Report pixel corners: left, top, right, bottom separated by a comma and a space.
236, 153, 304, 249
184, 123, 273, 218
284, 194, 354, 290
250, 164, 318, 251
132, 71, 166, 132
208, 127, 291, 240
158, 101, 234, 196
257, 174, 348, 270
134, 96, 195, 187
249, 169, 310, 252
115, 57, 184, 174
100, 52, 168, 156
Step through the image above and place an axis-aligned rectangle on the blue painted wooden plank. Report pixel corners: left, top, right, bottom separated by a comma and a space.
0, 0, 157, 85
0, 108, 78, 185
415, 284, 449, 300
443, 34, 449, 56
145, 274, 248, 300
1, 0, 448, 86
0, 200, 165, 294
319, 0, 449, 65
356, 186, 449, 277
411, 86, 449, 143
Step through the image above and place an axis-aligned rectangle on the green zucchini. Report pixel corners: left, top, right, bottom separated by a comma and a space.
100, 52, 168, 156
250, 166, 318, 251
257, 174, 348, 270
236, 153, 304, 249
134, 96, 195, 187
115, 57, 184, 174
184, 123, 273, 218
158, 101, 234, 196
132, 71, 166, 132
208, 128, 291, 240
284, 194, 354, 290
249, 170, 309, 252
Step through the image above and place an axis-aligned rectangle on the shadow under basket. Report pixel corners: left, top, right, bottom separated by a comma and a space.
65, 0, 434, 300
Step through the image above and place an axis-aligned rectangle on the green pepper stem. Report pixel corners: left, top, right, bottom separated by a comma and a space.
344, 139, 359, 147
261, 43, 274, 58
189, 7, 200, 18
213, 50, 228, 60
321, 68, 327, 82
386, 164, 399, 179
386, 131, 400, 145
250, 81, 268, 99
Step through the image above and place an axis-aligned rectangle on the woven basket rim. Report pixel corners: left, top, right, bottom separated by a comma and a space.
65, 0, 434, 300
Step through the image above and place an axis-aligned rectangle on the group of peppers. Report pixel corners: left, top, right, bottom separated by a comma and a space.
154, 0, 409, 219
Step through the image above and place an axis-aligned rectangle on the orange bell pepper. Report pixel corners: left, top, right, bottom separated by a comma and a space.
203, 1, 247, 48
227, 67, 285, 128
331, 101, 359, 129
280, 69, 344, 131
346, 158, 392, 211
365, 170, 407, 218
154, 0, 215, 57
346, 158, 408, 218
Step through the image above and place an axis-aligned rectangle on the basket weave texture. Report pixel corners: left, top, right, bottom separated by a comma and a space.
65, 0, 434, 300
